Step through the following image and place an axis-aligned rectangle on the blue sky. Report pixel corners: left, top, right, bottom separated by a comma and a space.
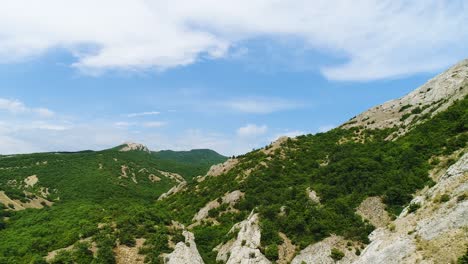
0, 1, 467, 155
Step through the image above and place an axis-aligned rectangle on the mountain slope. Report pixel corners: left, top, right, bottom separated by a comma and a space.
0, 145, 225, 263
152, 60, 467, 264
0, 60, 466, 264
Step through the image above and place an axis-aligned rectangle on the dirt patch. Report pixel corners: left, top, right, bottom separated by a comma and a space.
114, 238, 146, 264
24, 175, 38, 187
278, 232, 296, 264
357, 196, 391, 228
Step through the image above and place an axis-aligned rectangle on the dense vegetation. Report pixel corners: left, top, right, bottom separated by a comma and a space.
0, 96, 466, 263
0, 148, 225, 263
156, 96, 467, 262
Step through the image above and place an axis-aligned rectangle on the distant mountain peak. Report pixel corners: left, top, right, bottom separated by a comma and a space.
119, 142, 150, 153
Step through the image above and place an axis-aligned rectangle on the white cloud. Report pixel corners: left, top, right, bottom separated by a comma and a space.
143, 121, 166, 128
126, 111, 160, 118
237, 124, 268, 137
0, 0, 465, 80
35, 108, 55, 118
0, 98, 55, 117
0, 98, 27, 113
226, 98, 301, 114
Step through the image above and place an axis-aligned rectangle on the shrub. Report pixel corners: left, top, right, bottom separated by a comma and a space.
265, 244, 279, 260
440, 194, 450, 203
330, 248, 345, 261
408, 203, 421, 214
457, 194, 467, 202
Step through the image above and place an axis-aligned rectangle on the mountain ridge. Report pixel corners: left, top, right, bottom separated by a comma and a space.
0, 60, 466, 264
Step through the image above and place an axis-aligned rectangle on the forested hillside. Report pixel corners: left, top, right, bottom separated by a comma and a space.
0, 146, 225, 263
0, 61, 466, 264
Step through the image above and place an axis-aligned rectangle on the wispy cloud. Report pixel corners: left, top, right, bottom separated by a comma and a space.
143, 121, 166, 128
237, 124, 268, 137
0, 1, 466, 80
126, 111, 160, 118
225, 97, 302, 114
0, 98, 55, 117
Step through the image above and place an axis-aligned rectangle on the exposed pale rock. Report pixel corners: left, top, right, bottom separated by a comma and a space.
291, 235, 358, 264
192, 190, 244, 222
306, 187, 320, 204
121, 165, 129, 178
356, 197, 391, 228
158, 182, 187, 200
343, 59, 468, 135
216, 212, 271, 264
354, 152, 468, 264
148, 174, 161, 182
157, 170, 185, 183
206, 158, 239, 177
0, 191, 53, 211
262, 136, 290, 156
24, 175, 38, 187
119, 142, 150, 153
164, 231, 204, 264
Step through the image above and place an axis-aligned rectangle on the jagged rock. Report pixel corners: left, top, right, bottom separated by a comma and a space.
205, 158, 239, 178
353, 153, 468, 264
192, 190, 244, 222
158, 182, 187, 201
216, 212, 271, 264
119, 142, 150, 153
164, 231, 204, 264
291, 235, 358, 264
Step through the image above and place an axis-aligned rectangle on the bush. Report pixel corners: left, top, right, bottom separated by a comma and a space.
440, 194, 450, 203
330, 248, 345, 261
408, 203, 421, 214
265, 244, 279, 260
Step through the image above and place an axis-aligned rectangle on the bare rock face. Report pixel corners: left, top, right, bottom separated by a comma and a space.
306, 187, 321, 204
353, 152, 468, 264
216, 212, 271, 264
205, 158, 239, 178
157, 181, 187, 201
291, 235, 359, 264
192, 190, 244, 222
119, 142, 150, 153
164, 231, 204, 264
343, 59, 468, 134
